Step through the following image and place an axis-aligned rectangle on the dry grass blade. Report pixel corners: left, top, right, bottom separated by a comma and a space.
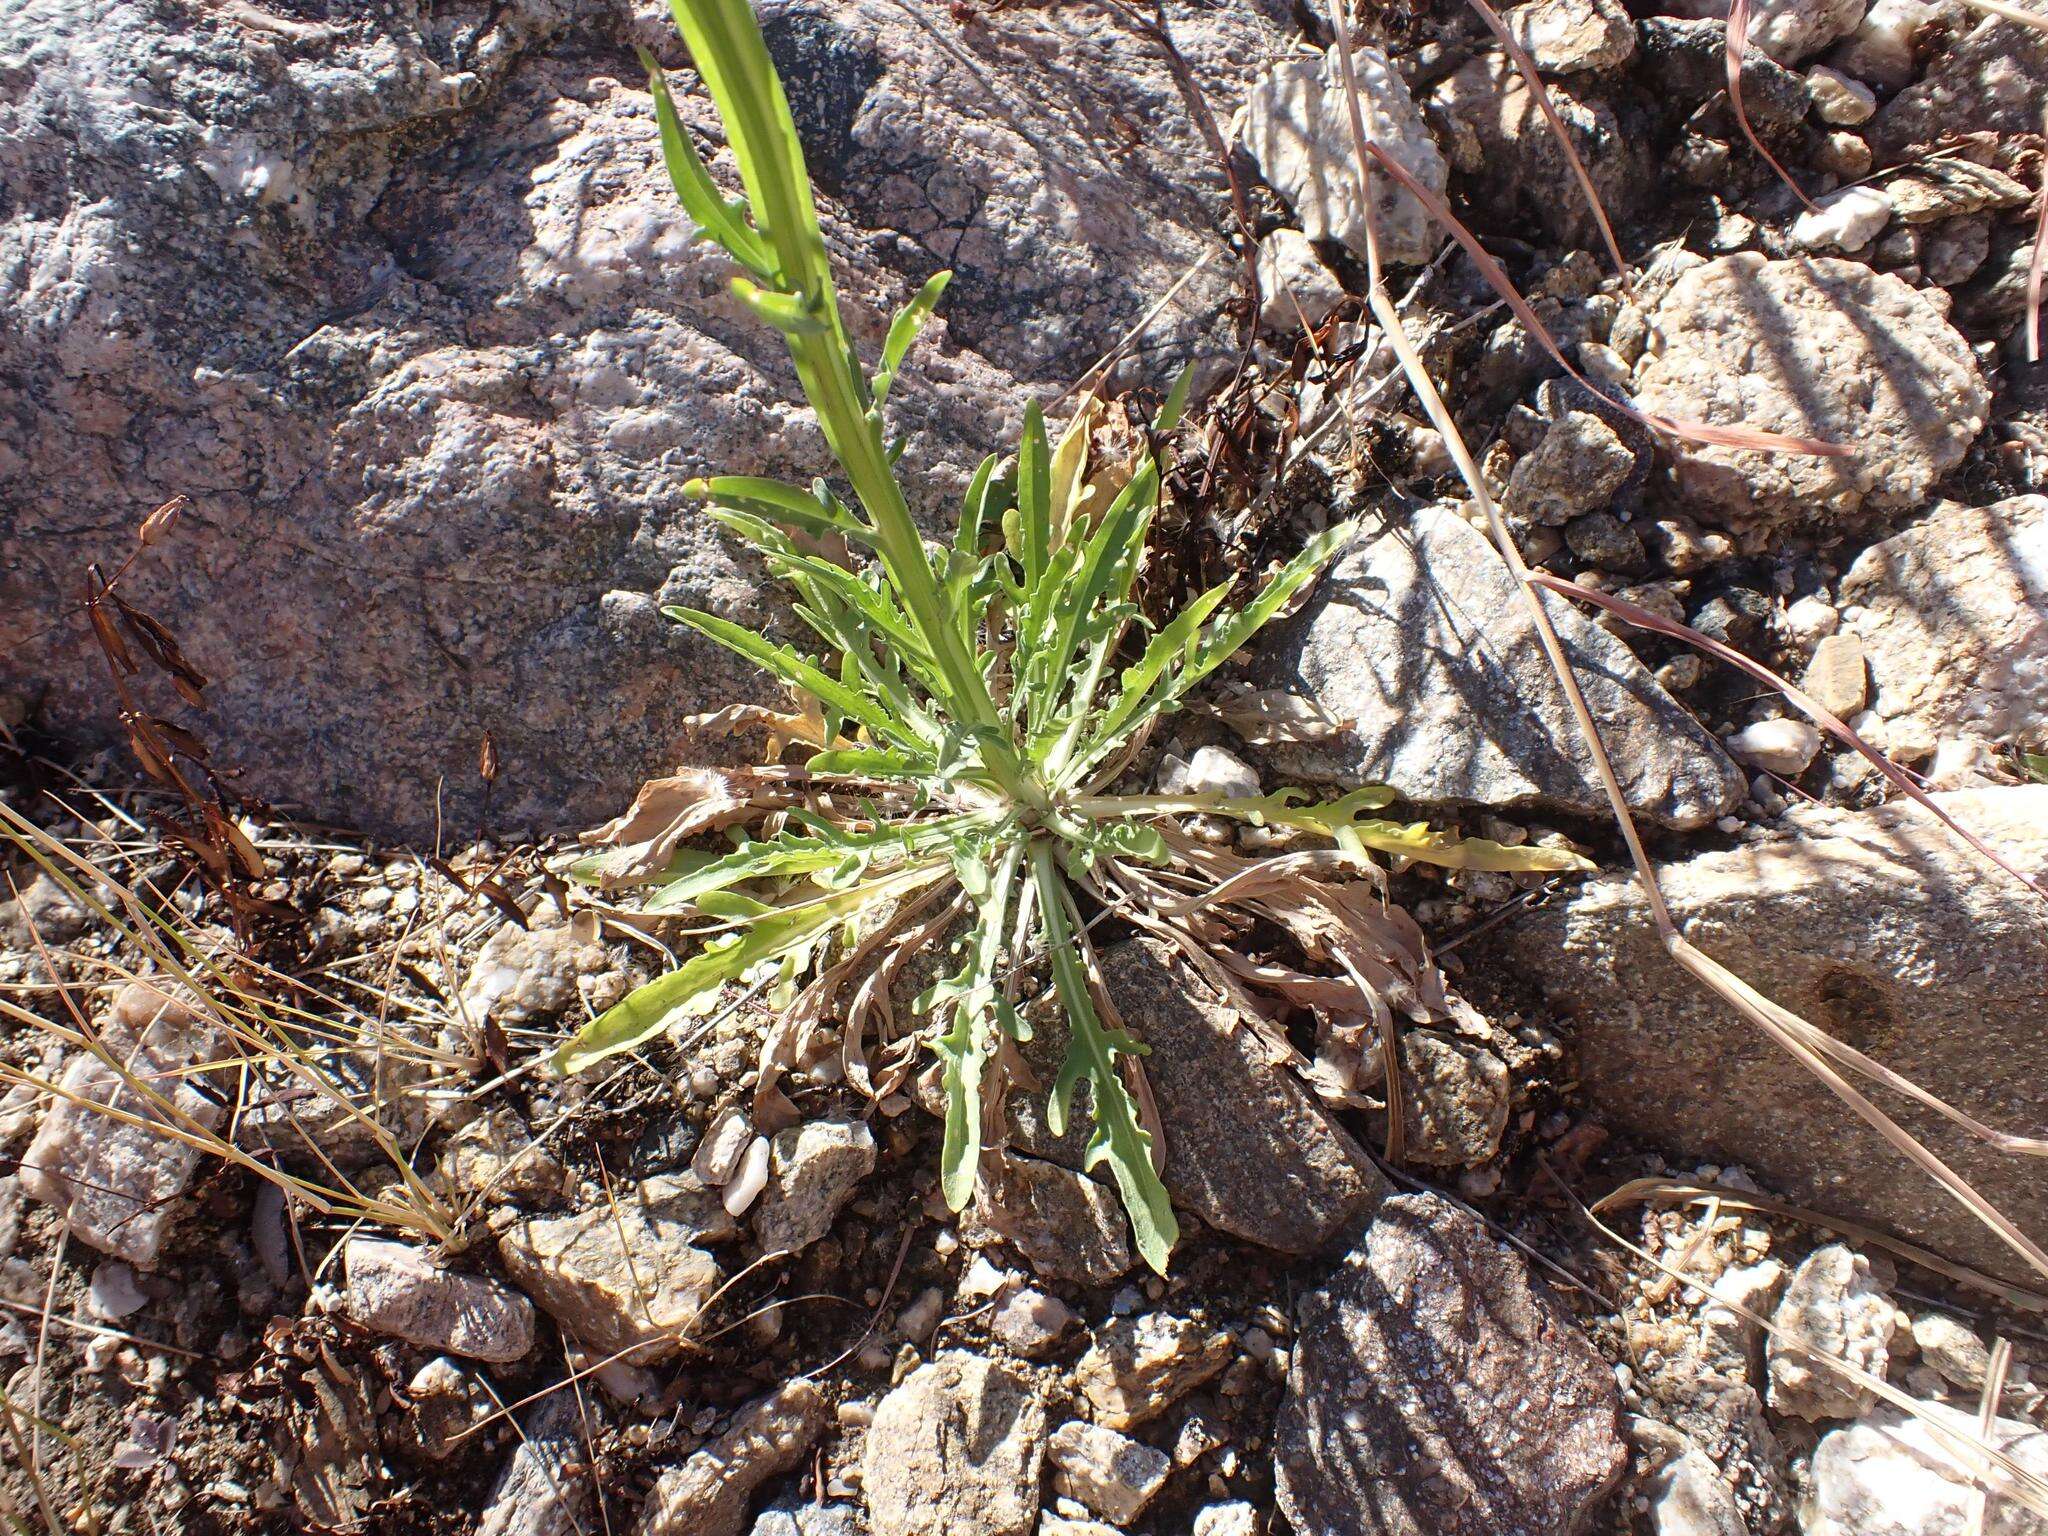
1954, 0, 2048, 28
1966, 1339, 2017, 1536
1562, 1168, 2048, 1521
1727, 0, 1819, 213
1527, 572, 2048, 906
1322, 0, 2048, 1290
1351, 137, 1847, 456
1459, 0, 1635, 285
2030, 102, 2047, 364
1596, 1177, 2048, 1312
0, 800, 451, 1240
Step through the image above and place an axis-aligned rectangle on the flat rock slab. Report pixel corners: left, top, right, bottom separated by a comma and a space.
1254, 504, 1743, 829
497, 1200, 720, 1362
0, 0, 1293, 840
1871, 15, 2048, 153
638, 1382, 828, 1536
1009, 939, 1387, 1257
1631, 255, 1987, 529
1479, 785, 2048, 1281
1842, 495, 2048, 758
862, 1353, 1045, 1536
343, 1238, 536, 1364
20, 982, 224, 1266
1275, 1194, 1626, 1536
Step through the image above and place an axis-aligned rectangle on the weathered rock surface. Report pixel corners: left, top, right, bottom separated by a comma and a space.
460, 907, 623, 1028
863, 1353, 1045, 1536
1503, 0, 1638, 73
1378, 1032, 1511, 1167
1013, 940, 1388, 1256
1842, 497, 2048, 759
1255, 503, 1744, 828
1655, 0, 1867, 62
1047, 1419, 1172, 1525
20, 982, 223, 1266
1631, 255, 1988, 529
497, 1195, 721, 1360
1871, 15, 2048, 154
1482, 786, 2048, 1280
0, 0, 1291, 840
1274, 1194, 1625, 1536
1240, 43, 1447, 268
638, 1382, 828, 1536
1808, 1403, 2048, 1536
1255, 229, 1348, 334
1430, 54, 1652, 249
1076, 1312, 1236, 1430
753, 1117, 874, 1256
1766, 1243, 1895, 1421
342, 1237, 536, 1363
963, 1151, 1133, 1287
478, 1396, 593, 1536
1503, 410, 1640, 527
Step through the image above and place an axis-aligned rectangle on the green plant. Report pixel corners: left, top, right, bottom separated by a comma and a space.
552, 0, 1586, 1271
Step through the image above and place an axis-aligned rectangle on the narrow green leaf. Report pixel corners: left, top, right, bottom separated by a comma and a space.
1029, 843, 1177, 1273
636, 47, 773, 278
1153, 361, 1196, 433
663, 606, 921, 749
731, 276, 831, 334
1016, 402, 1050, 584
553, 863, 941, 1075
935, 838, 1025, 1211
872, 269, 952, 406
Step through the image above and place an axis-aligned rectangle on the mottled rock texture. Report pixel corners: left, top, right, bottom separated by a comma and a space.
1275, 1194, 1625, 1536
1481, 787, 2048, 1281
0, 0, 1290, 838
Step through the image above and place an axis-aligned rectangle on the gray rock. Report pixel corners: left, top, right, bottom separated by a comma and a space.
342, 1238, 536, 1364
963, 1152, 1133, 1288
1376, 1032, 1511, 1167
1872, 15, 2048, 154
1638, 19, 1813, 131
498, 1197, 721, 1361
1047, 1420, 1172, 1525
1076, 1313, 1235, 1430
1642, 1441, 1749, 1536
1256, 229, 1348, 335
990, 1286, 1079, 1359
863, 1353, 1045, 1536
1766, 1244, 1895, 1421
1631, 256, 1988, 529
19, 982, 224, 1266
1842, 497, 2048, 761
1254, 503, 1744, 828
1193, 1504, 1266, 1536
1801, 633, 1868, 719
460, 908, 624, 1028
1020, 940, 1389, 1256
479, 1396, 593, 1536
1911, 1313, 1992, 1392
1478, 786, 2048, 1282
1503, 0, 1637, 72
1656, 0, 1867, 62
1808, 1403, 2048, 1536
1503, 411, 1639, 527
0, 873, 91, 949
1566, 511, 1648, 572
0, 0, 1289, 840
639, 1382, 829, 1536
750, 1498, 861, 1536
1430, 55, 1652, 249
753, 1117, 874, 1256
1240, 44, 1447, 268
1274, 1194, 1625, 1536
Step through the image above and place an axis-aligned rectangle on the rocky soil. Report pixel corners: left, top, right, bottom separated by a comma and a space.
3, 0, 2048, 1533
